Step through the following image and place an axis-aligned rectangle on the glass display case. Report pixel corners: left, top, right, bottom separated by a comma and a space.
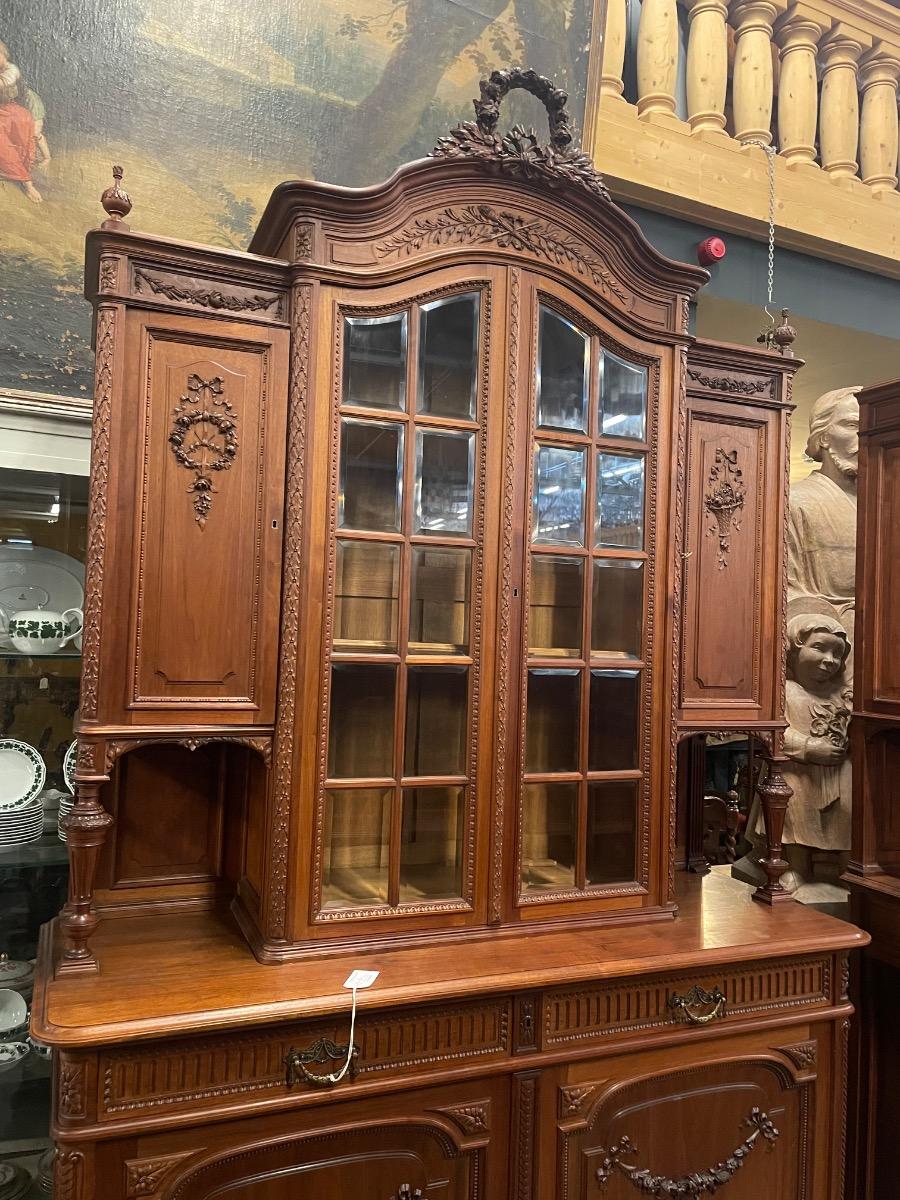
0, 398, 90, 1194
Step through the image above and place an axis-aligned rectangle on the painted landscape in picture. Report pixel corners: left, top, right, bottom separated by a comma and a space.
0, 0, 595, 399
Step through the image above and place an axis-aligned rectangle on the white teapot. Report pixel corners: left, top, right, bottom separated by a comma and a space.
6, 606, 83, 655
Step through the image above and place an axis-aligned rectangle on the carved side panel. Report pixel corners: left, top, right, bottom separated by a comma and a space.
680, 400, 768, 713
125, 320, 287, 719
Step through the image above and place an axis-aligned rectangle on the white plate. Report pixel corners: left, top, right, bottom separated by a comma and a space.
0, 544, 84, 649
0, 1042, 29, 1074
0, 741, 46, 809
63, 740, 77, 794
0, 989, 27, 1034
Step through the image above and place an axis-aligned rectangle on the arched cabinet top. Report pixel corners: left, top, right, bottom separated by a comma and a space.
250, 157, 708, 338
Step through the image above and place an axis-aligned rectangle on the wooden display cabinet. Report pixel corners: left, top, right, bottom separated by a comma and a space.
31, 71, 864, 1200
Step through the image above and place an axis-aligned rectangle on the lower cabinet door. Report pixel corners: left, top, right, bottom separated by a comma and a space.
554, 1027, 829, 1200
108, 1077, 507, 1200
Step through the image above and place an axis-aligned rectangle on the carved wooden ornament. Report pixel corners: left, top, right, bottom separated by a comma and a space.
168, 374, 238, 527
704, 448, 746, 569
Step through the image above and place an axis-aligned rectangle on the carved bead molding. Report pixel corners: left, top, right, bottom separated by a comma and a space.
168, 374, 238, 528
596, 1108, 779, 1195
513, 1073, 538, 1200
780, 1040, 818, 1071
133, 267, 280, 316
376, 206, 629, 310
686, 366, 775, 398
704, 448, 746, 569
125, 1152, 194, 1199
431, 1100, 491, 1135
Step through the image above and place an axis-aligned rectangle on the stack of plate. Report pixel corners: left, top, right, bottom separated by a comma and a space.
0, 796, 43, 847
58, 793, 75, 842
58, 738, 76, 841
0, 738, 46, 848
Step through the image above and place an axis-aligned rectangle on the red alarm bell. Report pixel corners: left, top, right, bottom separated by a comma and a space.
697, 236, 727, 266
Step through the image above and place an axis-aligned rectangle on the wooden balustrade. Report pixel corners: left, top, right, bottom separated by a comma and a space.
601, 0, 900, 197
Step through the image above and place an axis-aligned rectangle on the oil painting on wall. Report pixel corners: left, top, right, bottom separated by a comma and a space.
0, 0, 596, 399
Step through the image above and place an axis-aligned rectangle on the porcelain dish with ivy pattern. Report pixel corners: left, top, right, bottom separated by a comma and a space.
0, 739, 46, 810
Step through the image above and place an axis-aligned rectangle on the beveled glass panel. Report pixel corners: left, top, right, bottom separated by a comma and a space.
591, 560, 643, 659
328, 663, 396, 779
339, 419, 403, 532
533, 444, 585, 546
409, 546, 471, 653
595, 453, 644, 549
343, 313, 407, 411
400, 786, 464, 901
414, 430, 474, 536
589, 669, 640, 771
600, 350, 647, 440
418, 293, 479, 419
521, 782, 577, 891
526, 669, 580, 774
586, 781, 637, 884
537, 306, 589, 433
335, 541, 400, 653
405, 666, 468, 777
529, 556, 583, 658
323, 788, 392, 907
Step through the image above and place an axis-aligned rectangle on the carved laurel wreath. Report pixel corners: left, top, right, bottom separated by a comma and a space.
168, 374, 239, 527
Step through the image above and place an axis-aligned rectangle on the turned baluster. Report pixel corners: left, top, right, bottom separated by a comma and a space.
753, 746, 795, 904
637, 0, 680, 118
58, 759, 113, 974
685, 0, 729, 135
775, 7, 824, 166
818, 25, 867, 180
731, 0, 780, 145
601, 0, 628, 101
859, 45, 900, 192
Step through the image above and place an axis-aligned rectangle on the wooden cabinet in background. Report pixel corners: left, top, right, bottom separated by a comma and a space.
32, 69, 863, 1200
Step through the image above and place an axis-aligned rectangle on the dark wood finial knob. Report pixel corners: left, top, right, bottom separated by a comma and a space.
100, 164, 132, 230
772, 308, 797, 357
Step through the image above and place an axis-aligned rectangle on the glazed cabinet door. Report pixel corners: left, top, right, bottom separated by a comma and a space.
549, 1024, 838, 1200
508, 275, 675, 921
291, 269, 505, 938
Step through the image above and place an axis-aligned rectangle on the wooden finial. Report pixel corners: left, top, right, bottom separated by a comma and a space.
100, 164, 132, 231
757, 307, 797, 357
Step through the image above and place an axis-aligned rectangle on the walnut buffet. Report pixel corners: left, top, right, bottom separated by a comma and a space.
32, 72, 865, 1200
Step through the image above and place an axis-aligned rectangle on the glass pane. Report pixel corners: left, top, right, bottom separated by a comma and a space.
522, 782, 577, 891
592, 560, 643, 658
409, 546, 471, 653
529, 556, 583, 658
414, 430, 474, 536
343, 313, 407, 411
328, 663, 396, 779
335, 541, 399, 653
533, 444, 585, 546
418, 293, 479, 419
323, 788, 392, 906
526, 669, 580, 774
586, 781, 637, 884
400, 786, 464, 900
537, 307, 589, 433
595, 453, 644, 549
339, 419, 403, 532
589, 670, 640, 771
600, 350, 647, 440
405, 666, 468, 777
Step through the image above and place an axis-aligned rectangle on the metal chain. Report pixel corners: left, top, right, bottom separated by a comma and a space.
745, 139, 777, 309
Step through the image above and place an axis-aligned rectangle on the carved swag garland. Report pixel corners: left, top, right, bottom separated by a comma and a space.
168, 374, 239, 527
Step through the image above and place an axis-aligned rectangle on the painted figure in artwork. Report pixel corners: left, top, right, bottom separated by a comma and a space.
0, 38, 49, 203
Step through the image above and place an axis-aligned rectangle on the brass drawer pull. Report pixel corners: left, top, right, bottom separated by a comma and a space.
284, 1038, 359, 1088
667, 984, 727, 1025
596, 1107, 779, 1194
393, 1187, 425, 1200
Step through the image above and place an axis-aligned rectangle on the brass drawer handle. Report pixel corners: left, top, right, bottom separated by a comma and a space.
284, 1038, 359, 1088
393, 1187, 425, 1200
596, 1107, 779, 1194
667, 984, 727, 1025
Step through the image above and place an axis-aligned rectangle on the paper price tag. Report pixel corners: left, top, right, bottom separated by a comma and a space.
343, 969, 380, 990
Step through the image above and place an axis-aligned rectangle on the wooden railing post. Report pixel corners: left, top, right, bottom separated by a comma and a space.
819, 23, 868, 180
686, 0, 730, 135
775, 5, 824, 166
731, 0, 781, 145
859, 43, 900, 192
601, 0, 629, 101
637, 0, 680, 118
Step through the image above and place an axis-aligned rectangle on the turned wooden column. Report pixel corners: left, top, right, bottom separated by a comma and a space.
775, 7, 824, 165
731, 0, 779, 145
601, 0, 628, 100
685, 0, 729, 134
637, 0, 679, 117
859, 46, 900, 192
752, 744, 795, 904
58, 761, 113, 974
819, 25, 866, 179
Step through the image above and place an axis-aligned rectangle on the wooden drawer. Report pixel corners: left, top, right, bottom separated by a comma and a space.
543, 954, 835, 1051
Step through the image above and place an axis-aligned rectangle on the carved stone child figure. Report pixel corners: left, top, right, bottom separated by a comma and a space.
778, 613, 852, 887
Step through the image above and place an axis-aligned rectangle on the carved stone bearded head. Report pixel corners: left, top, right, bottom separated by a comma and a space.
805, 386, 861, 483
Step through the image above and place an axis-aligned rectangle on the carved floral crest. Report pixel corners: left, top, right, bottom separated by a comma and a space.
168, 374, 239, 528
704, 448, 746, 569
